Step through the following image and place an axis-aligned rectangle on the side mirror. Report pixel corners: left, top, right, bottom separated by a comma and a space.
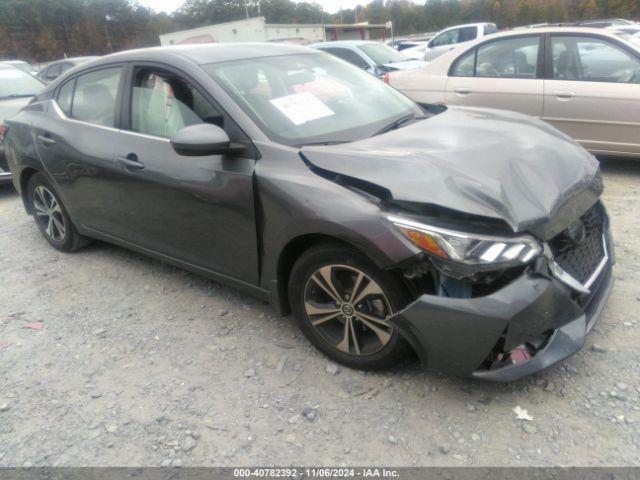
170, 124, 244, 156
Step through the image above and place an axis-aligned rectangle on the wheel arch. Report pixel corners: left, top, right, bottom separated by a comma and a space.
274, 232, 411, 316
19, 167, 39, 213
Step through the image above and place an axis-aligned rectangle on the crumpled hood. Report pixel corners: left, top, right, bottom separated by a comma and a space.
301, 106, 602, 236
0, 97, 32, 124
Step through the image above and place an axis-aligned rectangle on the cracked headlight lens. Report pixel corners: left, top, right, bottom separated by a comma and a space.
387, 215, 542, 267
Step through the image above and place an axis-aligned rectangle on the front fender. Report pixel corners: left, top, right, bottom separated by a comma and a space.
253, 142, 419, 310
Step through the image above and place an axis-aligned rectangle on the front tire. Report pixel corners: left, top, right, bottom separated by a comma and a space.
27, 173, 89, 252
289, 243, 412, 370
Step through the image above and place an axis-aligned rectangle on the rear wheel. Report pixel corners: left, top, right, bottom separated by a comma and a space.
289, 243, 411, 370
27, 173, 89, 252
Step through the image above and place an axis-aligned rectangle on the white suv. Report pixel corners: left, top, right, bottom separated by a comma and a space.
424, 23, 498, 61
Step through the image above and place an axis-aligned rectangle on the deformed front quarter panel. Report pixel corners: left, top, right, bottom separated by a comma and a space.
387, 272, 584, 378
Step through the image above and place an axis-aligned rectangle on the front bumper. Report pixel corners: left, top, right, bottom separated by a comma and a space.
388, 236, 614, 382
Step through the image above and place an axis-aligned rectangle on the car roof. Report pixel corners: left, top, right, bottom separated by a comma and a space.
85, 43, 316, 68
477, 25, 640, 41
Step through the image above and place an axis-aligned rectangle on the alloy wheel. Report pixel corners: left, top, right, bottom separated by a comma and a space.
33, 185, 66, 242
304, 264, 394, 356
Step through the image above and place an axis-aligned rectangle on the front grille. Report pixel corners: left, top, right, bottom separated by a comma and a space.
549, 202, 605, 285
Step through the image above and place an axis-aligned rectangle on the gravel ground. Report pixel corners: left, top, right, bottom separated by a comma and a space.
0, 158, 639, 467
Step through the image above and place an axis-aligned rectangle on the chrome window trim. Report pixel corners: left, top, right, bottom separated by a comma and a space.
50, 99, 170, 143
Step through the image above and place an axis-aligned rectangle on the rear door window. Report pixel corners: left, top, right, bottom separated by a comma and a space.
71, 67, 122, 127
552, 35, 640, 83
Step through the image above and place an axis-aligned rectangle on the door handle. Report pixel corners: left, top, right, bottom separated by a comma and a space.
454, 87, 471, 94
553, 90, 575, 99
117, 154, 145, 170
37, 134, 56, 146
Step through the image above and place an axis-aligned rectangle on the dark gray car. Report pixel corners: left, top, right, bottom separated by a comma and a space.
4, 44, 613, 381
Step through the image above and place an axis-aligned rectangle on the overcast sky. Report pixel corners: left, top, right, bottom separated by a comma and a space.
137, 0, 380, 15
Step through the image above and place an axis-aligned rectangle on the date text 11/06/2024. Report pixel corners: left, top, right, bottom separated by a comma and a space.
233, 468, 400, 478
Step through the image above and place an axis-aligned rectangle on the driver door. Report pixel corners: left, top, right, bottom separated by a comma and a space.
112, 64, 259, 284
543, 34, 640, 156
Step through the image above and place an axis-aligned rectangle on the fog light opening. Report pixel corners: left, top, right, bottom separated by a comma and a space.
479, 329, 554, 372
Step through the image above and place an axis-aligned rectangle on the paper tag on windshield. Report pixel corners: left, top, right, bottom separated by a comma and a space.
270, 92, 334, 126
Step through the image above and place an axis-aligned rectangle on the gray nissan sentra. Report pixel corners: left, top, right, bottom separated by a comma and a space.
3, 44, 613, 381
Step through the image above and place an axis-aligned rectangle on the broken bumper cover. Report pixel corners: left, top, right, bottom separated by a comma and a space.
388, 242, 613, 382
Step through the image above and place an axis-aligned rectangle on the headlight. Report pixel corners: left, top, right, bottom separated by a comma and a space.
387, 215, 542, 267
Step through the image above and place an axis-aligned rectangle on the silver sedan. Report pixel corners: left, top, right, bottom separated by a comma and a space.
389, 27, 640, 158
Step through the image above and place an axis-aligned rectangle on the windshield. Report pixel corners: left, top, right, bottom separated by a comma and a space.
203, 53, 419, 146
358, 43, 408, 65
0, 65, 43, 99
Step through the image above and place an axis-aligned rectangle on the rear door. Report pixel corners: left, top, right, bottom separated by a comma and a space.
445, 35, 544, 117
33, 65, 126, 233
543, 33, 640, 156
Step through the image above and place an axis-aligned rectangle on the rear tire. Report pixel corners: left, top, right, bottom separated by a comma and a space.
27, 173, 90, 252
288, 243, 412, 370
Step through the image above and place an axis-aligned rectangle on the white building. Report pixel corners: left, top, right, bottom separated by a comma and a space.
159, 17, 387, 46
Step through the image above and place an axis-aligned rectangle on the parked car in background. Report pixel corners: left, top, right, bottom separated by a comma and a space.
38, 56, 99, 83
387, 34, 435, 51
607, 25, 640, 36
627, 31, 640, 46
4, 44, 613, 380
389, 27, 640, 158
311, 41, 426, 78
424, 22, 498, 61
1, 60, 38, 75
0, 63, 45, 183
399, 42, 430, 60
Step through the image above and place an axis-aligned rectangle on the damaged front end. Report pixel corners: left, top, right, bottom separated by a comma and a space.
384, 201, 614, 381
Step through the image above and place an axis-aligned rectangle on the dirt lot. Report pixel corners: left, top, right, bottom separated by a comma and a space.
0, 158, 639, 467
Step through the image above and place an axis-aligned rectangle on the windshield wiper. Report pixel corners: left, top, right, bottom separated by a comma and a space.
0, 94, 34, 100
374, 113, 422, 136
